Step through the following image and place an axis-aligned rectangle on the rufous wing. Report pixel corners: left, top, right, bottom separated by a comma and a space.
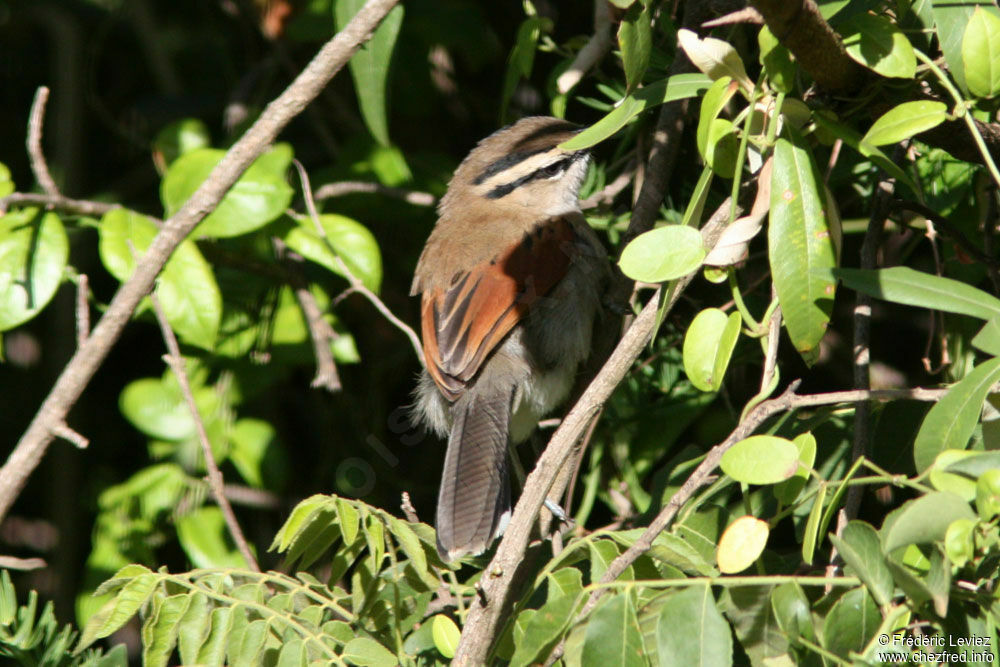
420, 217, 577, 401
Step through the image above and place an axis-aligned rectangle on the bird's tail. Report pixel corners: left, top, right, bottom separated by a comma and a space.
435, 389, 512, 562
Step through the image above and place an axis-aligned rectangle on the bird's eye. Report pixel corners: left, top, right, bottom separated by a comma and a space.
539, 162, 565, 178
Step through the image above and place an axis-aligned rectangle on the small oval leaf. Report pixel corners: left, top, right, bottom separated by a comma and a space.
682, 308, 741, 392
721, 435, 800, 485
717, 516, 769, 574
862, 100, 948, 146
619, 225, 706, 283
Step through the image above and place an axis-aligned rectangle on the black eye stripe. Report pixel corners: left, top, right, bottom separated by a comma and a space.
484, 155, 580, 199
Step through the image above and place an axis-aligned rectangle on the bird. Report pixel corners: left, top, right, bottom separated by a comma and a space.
411, 116, 609, 562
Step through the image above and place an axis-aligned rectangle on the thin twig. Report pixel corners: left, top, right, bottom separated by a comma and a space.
53, 423, 88, 449
293, 159, 426, 367
294, 282, 342, 391
315, 181, 436, 207
0, 555, 47, 571
27, 87, 59, 197
223, 484, 281, 510
556, 0, 613, 94
75, 273, 89, 348
0, 192, 120, 217
702, 7, 764, 28
544, 382, 949, 663
401, 492, 419, 523
148, 289, 260, 572
0, 0, 402, 526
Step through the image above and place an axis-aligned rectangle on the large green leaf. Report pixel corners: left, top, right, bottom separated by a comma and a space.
176, 506, 250, 569
510, 594, 580, 667
862, 100, 948, 146
335, 0, 404, 145
913, 357, 1000, 472
963, 6, 1000, 98
0, 208, 68, 331
768, 136, 837, 362
721, 435, 800, 485
582, 592, 645, 667
161, 146, 293, 238
619, 225, 706, 283
881, 491, 976, 553
840, 12, 915, 79
282, 213, 383, 291
828, 521, 893, 607
560, 74, 712, 151
934, 0, 997, 92
833, 266, 1000, 321
158, 234, 221, 350
682, 308, 741, 392
656, 585, 732, 667
822, 587, 880, 659
618, 3, 651, 92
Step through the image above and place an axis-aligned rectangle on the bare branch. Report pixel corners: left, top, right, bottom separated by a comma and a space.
315, 180, 436, 207
294, 282, 343, 392
0, 555, 47, 571
75, 273, 90, 348
53, 423, 88, 449
556, 0, 613, 94
401, 492, 419, 523
293, 160, 426, 367
27, 87, 60, 197
0, 0, 402, 526
0, 192, 120, 217
149, 289, 260, 572
702, 7, 764, 28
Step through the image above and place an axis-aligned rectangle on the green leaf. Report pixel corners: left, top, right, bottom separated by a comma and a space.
811, 111, 916, 190
758, 26, 795, 93
823, 587, 880, 659
973, 316, 1000, 354
770, 582, 814, 644
119, 375, 220, 442
161, 147, 293, 238
196, 606, 234, 665
717, 516, 769, 574
335, 0, 404, 145
142, 594, 191, 667
944, 450, 1000, 477
157, 232, 221, 350
582, 592, 645, 667
944, 518, 976, 567
228, 418, 276, 488
0, 209, 68, 331
176, 506, 250, 569
934, 0, 997, 92
431, 614, 460, 659
721, 435, 800, 485
176, 593, 211, 665
704, 118, 738, 178
976, 469, 1000, 519
696, 78, 739, 163
342, 637, 398, 667
682, 308, 741, 392
153, 118, 211, 168
282, 213, 383, 291
913, 357, 1000, 471
500, 14, 551, 120
769, 136, 837, 361
619, 225, 706, 283
510, 593, 580, 667
929, 450, 979, 501
560, 73, 712, 151
98, 209, 159, 282
773, 432, 816, 505
829, 521, 893, 607
677, 28, 753, 89
882, 491, 976, 553
656, 585, 732, 667
618, 3, 652, 92
78, 574, 158, 650
833, 266, 1000, 321
840, 12, 916, 78
862, 100, 948, 146
802, 483, 827, 564
963, 6, 1000, 97
0, 162, 13, 198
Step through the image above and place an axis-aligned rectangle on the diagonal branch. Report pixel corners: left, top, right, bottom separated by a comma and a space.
0, 0, 401, 526
27, 86, 60, 197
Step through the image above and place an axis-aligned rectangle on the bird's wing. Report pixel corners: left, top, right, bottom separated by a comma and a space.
420, 216, 577, 401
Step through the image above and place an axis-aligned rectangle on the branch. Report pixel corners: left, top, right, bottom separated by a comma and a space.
148, 289, 260, 572
451, 199, 735, 665
315, 180, 436, 207
293, 161, 426, 367
0, 0, 402, 526
27, 86, 60, 197
749, 0, 863, 94
556, 0, 613, 94
0, 192, 120, 217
